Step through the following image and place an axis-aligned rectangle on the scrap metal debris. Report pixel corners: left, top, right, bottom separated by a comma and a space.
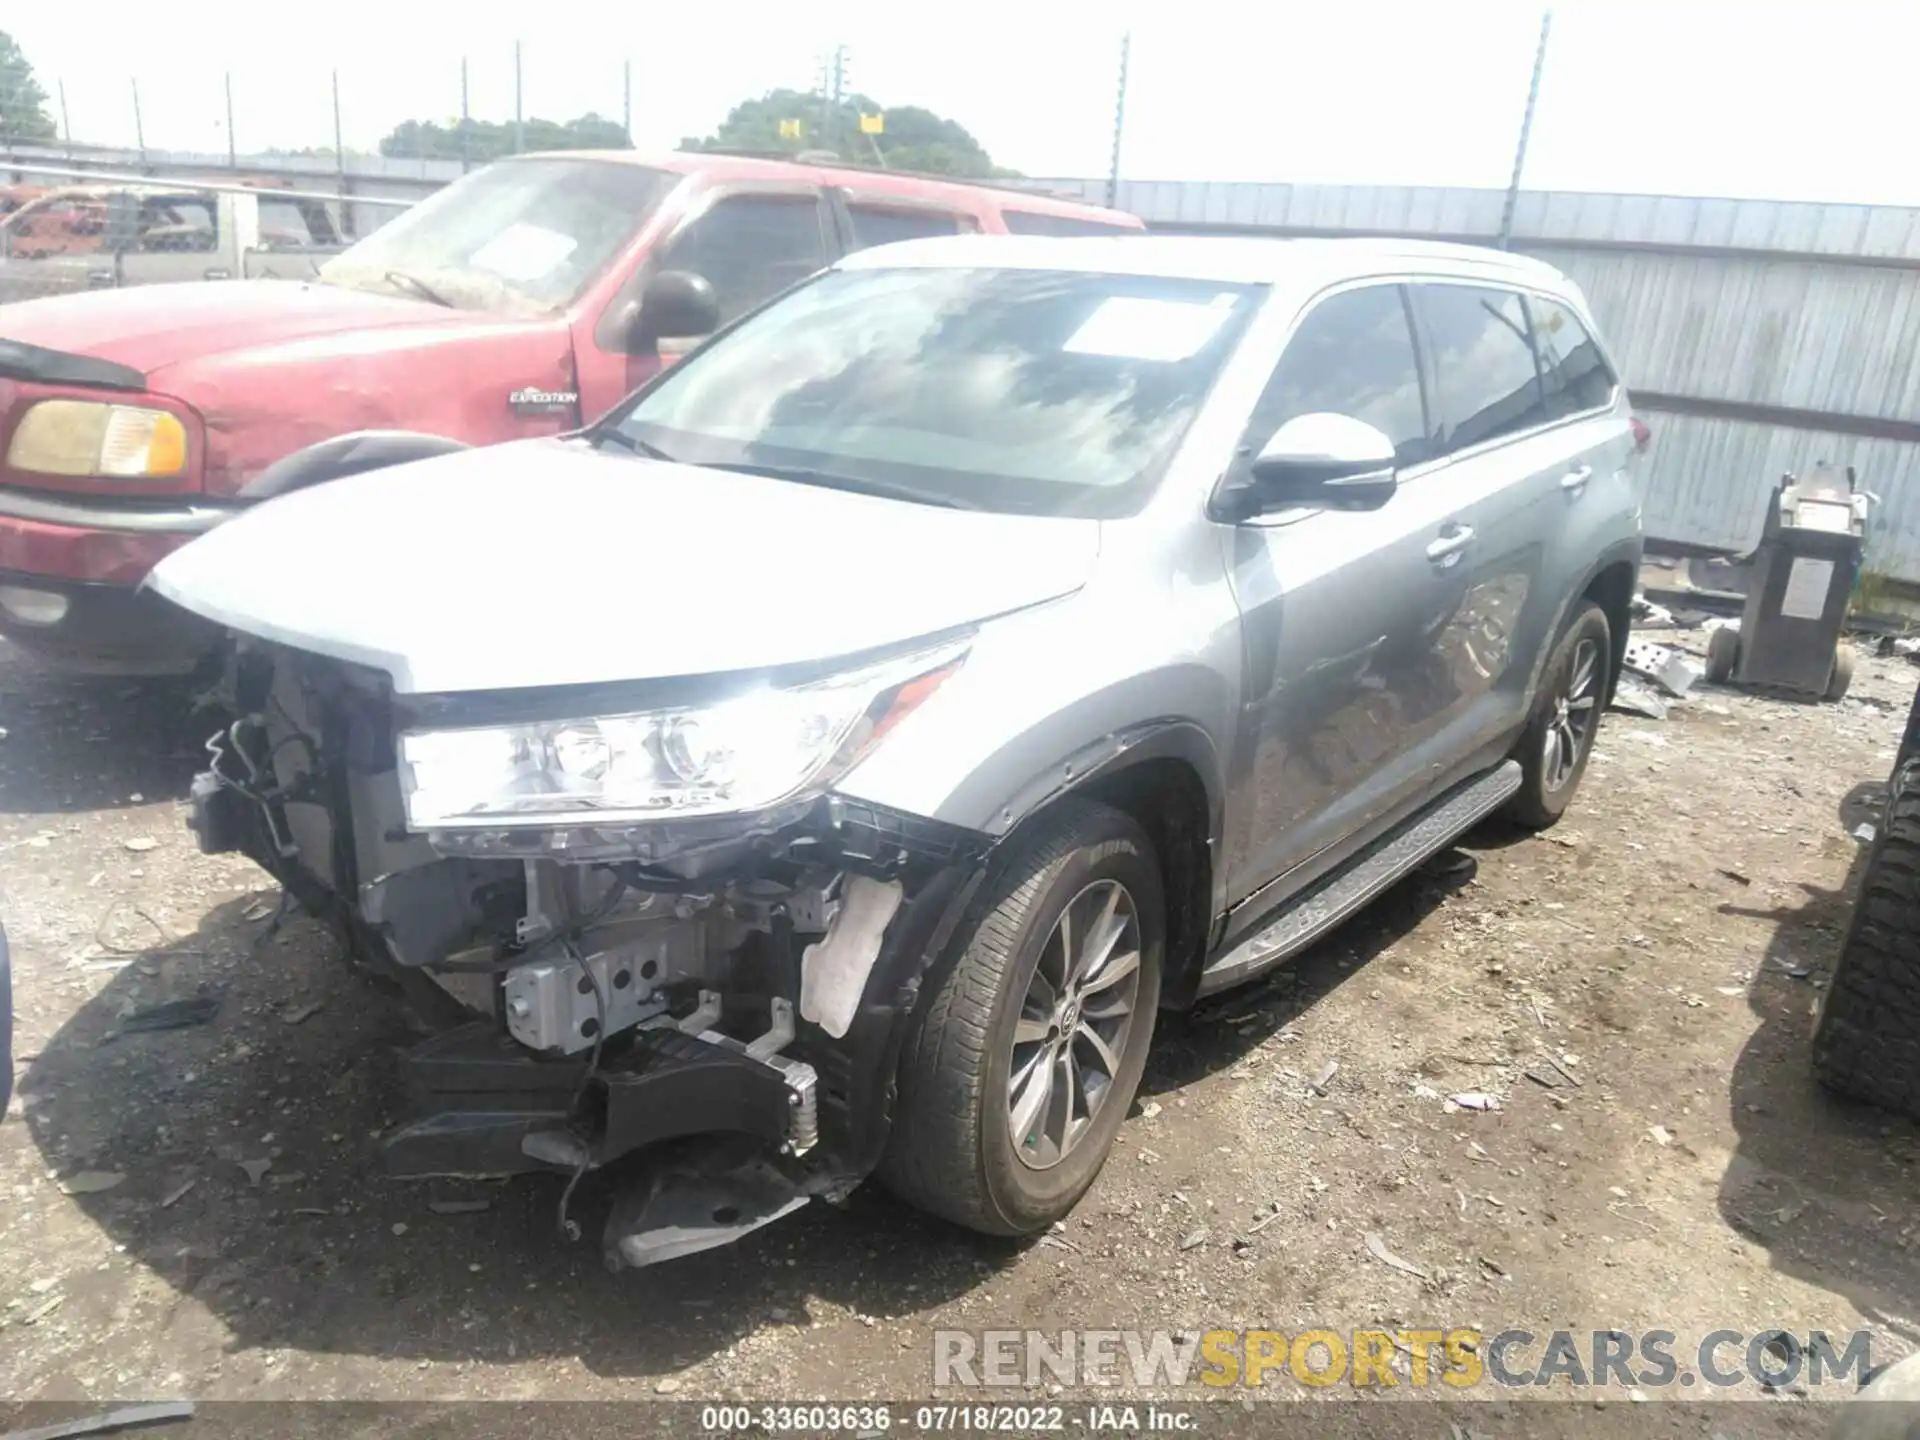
1179, 1225, 1211, 1251
1364, 1229, 1428, 1279
0, 1402, 196, 1440
1309, 1060, 1339, 1095
237, 1158, 272, 1187
120, 837, 159, 853
117, 997, 220, 1034
1622, 638, 1705, 698
426, 1198, 492, 1216
1447, 1092, 1501, 1112
1650, 1125, 1675, 1147
279, 1001, 325, 1026
158, 1178, 196, 1209
1609, 678, 1670, 720
58, 1171, 125, 1196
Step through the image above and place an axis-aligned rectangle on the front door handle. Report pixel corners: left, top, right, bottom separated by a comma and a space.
1560, 464, 1593, 493
1426, 524, 1475, 565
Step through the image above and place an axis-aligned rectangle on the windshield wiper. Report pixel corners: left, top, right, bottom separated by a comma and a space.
698, 461, 974, 510
384, 270, 454, 308
595, 429, 678, 462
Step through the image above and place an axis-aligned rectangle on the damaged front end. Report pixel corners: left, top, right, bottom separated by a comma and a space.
187, 638, 987, 1269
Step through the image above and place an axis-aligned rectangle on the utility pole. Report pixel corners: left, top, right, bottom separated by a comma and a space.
1106, 32, 1130, 210
225, 71, 237, 166
332, 70, 350, 237
131, 79, 146, 164
459, 57, 471, 172
513, 41, 525, 155
623, 60, 632, 145
1498, 7, 1553, 250
57, 80, 70, 146
817, 43, 846, 155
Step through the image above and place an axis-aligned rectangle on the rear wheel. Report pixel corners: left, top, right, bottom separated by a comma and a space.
880, 799, 1163, 1235
1507, 601, 1611, 830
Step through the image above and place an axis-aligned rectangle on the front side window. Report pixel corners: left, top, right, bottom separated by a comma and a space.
655, 194, 828, 326
317, 159, 675, 315
606, 266, 1263, 517
1415, 284, 1549, 453
1240, 284, 1433, 468
1531, 296, 1618, 419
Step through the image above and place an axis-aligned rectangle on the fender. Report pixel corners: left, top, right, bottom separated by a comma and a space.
236, 430, 473, 502
1523, 534, 1645, 709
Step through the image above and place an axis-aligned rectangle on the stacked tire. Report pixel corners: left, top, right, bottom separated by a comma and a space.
1811, 682, 1920, 1112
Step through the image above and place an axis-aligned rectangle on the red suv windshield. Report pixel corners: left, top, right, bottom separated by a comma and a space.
318, 158, 676, 317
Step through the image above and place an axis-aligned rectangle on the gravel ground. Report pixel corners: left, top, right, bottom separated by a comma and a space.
2, 628, 1918, 1430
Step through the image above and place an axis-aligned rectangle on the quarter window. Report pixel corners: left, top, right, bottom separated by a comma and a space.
846, 205, 966, 249
1241, 284, 1433, 468
1414, 284, 1549, 453
658, 194, 828, 326
1531, 296, 1617, 419
1001, 210, 1138, 237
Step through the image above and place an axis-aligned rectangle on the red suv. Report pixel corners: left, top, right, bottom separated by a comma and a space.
0, 150, 1141, 674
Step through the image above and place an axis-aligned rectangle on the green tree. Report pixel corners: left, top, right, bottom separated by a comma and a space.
0, 31, 56, 143
378, 112, 630, 162
680, 89, 1014, 178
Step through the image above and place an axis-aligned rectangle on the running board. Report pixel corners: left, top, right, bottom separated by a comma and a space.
1196, 760, 1523, 998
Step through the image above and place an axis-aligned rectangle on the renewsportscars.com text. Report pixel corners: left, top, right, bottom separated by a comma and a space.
933, 1328, 1873, 1391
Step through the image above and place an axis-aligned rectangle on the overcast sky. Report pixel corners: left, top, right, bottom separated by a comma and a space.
8, 0, 1916, 205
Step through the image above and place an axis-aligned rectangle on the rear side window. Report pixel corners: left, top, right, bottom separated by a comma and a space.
658, 194, 828, 325
1415, 284, 1549, 453
1001, 210, 1137, 237
1531, 297, 1617, 418
1241, 284, 1433, 468
135, 194, 218, 254
846, 205, 967, 249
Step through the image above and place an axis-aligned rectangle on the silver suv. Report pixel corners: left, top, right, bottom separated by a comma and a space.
151, 235, 1642, 1268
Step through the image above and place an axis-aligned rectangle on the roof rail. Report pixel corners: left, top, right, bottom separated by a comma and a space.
671, 146, 1123, 210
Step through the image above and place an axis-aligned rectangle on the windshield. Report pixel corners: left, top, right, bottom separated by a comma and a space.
606, 266, 1262, 517
318, 159, 676, 317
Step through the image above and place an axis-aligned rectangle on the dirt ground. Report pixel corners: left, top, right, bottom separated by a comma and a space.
3, 625, 1919, 1427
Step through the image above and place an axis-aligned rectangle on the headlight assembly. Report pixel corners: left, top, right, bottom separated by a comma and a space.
399, 640, 967, 832
6, 399, 189, 478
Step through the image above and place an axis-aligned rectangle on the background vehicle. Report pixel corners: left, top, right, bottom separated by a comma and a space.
0, 181, 344, 302
151, 234, 1641, 1266
0, 151, 1141, 675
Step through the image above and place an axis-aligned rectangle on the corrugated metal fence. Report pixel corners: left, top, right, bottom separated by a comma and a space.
1040, 178, 1920, 585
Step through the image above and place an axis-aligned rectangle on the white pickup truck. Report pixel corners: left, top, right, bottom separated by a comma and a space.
0, 181, 348, 303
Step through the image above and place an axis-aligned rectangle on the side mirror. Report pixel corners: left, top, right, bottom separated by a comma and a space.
627, 269, 720, 352
1230, 413, 1399, 519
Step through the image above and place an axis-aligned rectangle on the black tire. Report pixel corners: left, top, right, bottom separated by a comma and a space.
1706, 625, 1739, 684
1813, 753, 1920, 1115
879, 799, 1164, 1236
1826, 645, 1856, 702
1896, 682, 1920, 773
1507, 601, 1612, 830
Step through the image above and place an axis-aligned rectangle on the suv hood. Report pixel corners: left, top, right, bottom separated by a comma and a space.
0, 279, 483, 378
147, 438, 1101, 694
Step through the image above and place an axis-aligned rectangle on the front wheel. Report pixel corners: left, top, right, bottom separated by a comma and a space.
1507, 600, 1612, 830
879, 799, 1163, 1235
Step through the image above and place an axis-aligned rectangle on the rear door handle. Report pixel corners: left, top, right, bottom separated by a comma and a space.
1426, 524, 1475, 565
1560, 464, 1593, 492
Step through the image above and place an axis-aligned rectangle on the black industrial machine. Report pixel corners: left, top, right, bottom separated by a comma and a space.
1704, 462, 1871, 701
